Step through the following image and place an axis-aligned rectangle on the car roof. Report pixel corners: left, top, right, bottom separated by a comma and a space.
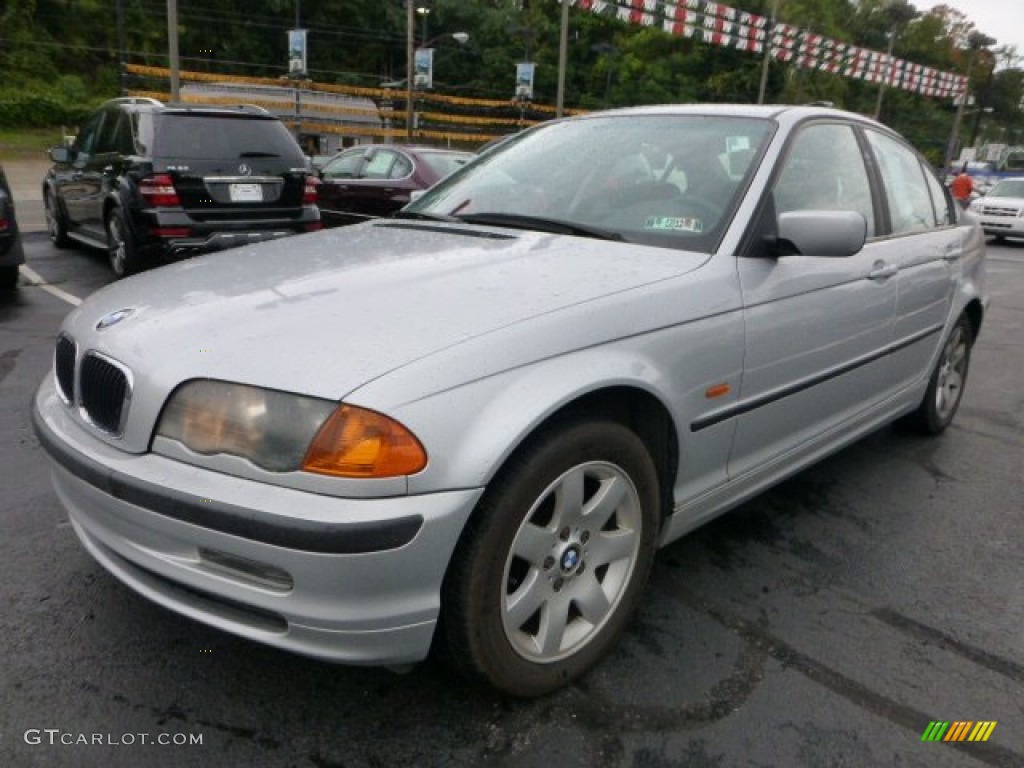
102, 98, 278, 119
566, 102, 885, 128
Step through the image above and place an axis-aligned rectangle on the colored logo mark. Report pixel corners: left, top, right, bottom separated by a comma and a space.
921, 721, 997, 742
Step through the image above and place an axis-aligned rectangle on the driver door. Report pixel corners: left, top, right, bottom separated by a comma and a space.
731, 121, 898, 477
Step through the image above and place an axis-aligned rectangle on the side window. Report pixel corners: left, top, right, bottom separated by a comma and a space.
864, 130, 936, 234
390, 153, 413, 179
73, 111, 106, 157
921, 160, 954, 226
363, 150, 398, 180
322, 150, 363, 180
95, 110, 124, 154
773, 123, 875, 237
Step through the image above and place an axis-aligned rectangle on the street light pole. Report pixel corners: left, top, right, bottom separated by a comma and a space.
406, 0, 414, 141
403, 28, 468, 142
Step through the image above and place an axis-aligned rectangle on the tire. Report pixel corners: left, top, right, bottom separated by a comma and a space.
0, 265, 18, 290
106, 207, 143, 278
902, 315, 973, 435
44, 190, 70, 248
443, 419, 660, 697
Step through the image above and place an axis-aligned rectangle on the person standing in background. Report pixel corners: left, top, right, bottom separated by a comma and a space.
950, 162, 974, 208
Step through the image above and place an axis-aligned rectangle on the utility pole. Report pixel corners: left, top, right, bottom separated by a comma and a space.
757, 0, 779, 104
556, 0, 569, 117
944, 32, 996, 172
406, 0, 415, 140
168, 0, 180, 101
873, 1, 918, 121
117, 0, 126, 95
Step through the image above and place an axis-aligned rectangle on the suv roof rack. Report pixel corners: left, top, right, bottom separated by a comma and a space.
162, 102, 273, 116
105, 96, 164, 107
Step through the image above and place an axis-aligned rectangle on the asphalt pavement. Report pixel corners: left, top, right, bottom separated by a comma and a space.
1, 234, 1022, 767
4, 157, 49, 233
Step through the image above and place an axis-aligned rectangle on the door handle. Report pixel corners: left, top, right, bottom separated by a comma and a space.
942, 246, 962, 262
868, 263, 898, 280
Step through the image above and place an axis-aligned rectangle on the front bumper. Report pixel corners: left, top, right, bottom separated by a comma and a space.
973, 213, 1024, 238
33, 379, 482, 666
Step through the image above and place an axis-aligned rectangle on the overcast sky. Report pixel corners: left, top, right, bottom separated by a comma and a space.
913, 1, 1024, 61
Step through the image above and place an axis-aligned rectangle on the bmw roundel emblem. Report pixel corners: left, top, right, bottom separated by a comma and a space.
238, 163, 252, 176
561, 547, 580, 571
96, 308, 135, 330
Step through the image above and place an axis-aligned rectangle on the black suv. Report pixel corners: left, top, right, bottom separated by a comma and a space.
44, 98, 321, 278
0, 163, 26, 290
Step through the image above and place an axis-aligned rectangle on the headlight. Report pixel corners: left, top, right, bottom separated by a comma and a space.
968, 199, 982, 212
155, 380, 427, 478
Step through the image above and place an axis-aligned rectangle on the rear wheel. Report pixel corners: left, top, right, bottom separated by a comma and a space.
902, 315, 973, 435
443, 419, 660, 697
44, 190, 70, 248
106, 208, 143, 278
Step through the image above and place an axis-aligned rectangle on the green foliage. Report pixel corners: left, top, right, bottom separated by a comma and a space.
0, 91, 92, 128
0, 0, 1020, 159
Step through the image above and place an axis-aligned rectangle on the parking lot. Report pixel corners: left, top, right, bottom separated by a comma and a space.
1, 229, 1022, 767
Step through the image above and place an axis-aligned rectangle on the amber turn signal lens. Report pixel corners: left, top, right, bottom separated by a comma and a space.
301, 405, 427, 478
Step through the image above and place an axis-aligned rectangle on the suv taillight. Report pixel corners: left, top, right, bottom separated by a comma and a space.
303, 176, 320, 205
139, 174, 180, 207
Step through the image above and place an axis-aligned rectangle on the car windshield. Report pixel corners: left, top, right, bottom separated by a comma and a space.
418, 151, 474, 179
405, 114, 773, 252
989, 179, 1024, 198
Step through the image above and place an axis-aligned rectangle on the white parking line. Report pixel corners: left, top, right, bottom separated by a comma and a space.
20, 265, 83, 307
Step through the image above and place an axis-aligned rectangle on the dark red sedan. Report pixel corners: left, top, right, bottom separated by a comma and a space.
316, 144, 474, 227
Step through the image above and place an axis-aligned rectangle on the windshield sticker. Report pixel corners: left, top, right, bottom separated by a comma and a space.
644, 216, 703, 233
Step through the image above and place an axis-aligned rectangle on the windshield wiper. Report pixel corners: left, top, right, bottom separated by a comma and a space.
454, 212, 624, 241
238, 151, 281, 158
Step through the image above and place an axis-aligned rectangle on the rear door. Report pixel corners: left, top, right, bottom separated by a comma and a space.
317, 148, 369, 227
731, 121, 898, 477
351, 148, 417, 218
861, 129, 961, 391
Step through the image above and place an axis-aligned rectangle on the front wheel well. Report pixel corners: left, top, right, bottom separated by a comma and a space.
520, 386, 679, 523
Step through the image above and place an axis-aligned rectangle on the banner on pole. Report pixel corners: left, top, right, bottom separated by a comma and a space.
515, 62, 536, 100
287, 29, 307, 76
414, 48, 435, 89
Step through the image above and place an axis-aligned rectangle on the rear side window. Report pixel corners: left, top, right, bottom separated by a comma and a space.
864, 130, 936, 235
418, 151, 472, 179
152, 115, 304, 162
920, 162, 954, 227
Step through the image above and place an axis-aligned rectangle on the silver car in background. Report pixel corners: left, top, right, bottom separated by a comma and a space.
968, 176, 1024, 242
33, 104, 986, 697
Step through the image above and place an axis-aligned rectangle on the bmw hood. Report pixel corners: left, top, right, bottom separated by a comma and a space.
62, 221, 708, 403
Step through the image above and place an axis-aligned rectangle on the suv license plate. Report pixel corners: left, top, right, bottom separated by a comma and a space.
229, 183, 262, 202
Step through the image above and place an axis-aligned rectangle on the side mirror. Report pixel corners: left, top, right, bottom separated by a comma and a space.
49, 146, 73, 164
774, 210, 867, 257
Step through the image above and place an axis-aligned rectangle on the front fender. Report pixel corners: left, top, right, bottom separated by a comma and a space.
361, 311, 744, 499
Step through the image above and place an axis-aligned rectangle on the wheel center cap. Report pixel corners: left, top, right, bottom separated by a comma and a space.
560, 545, 581, 574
